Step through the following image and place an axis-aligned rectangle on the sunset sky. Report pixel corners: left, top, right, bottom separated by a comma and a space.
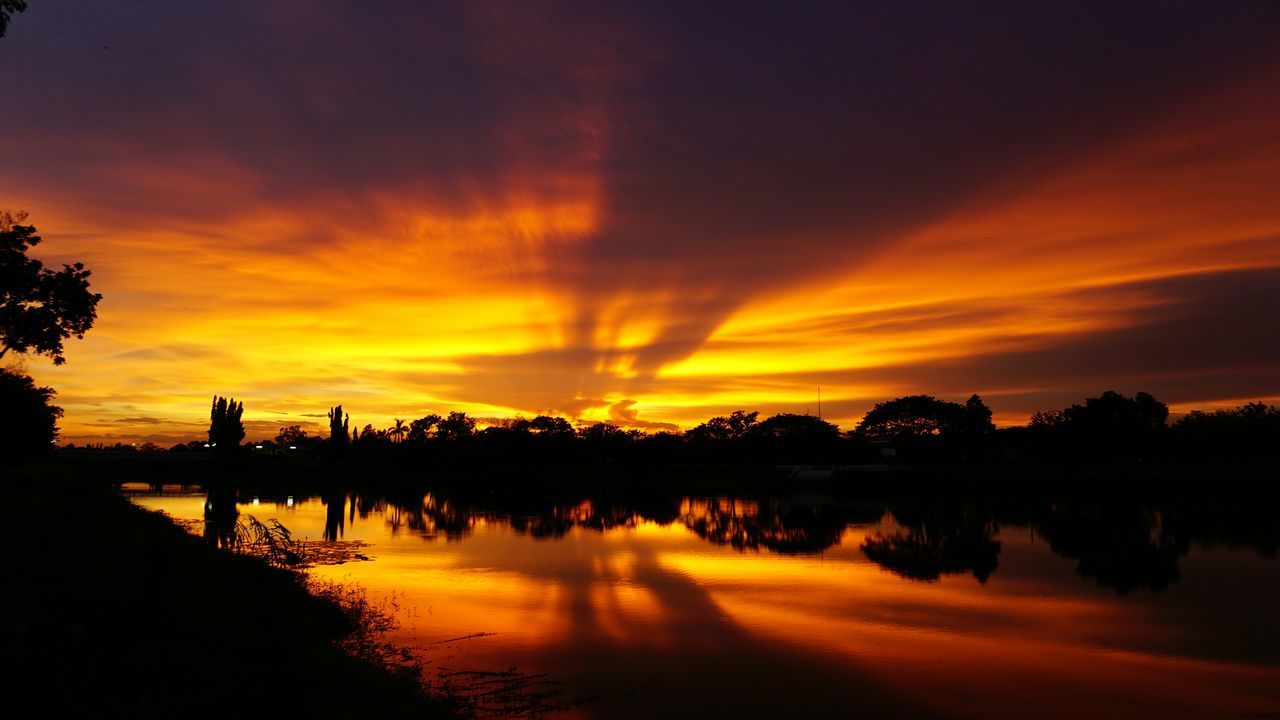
3, 1, 1279, 444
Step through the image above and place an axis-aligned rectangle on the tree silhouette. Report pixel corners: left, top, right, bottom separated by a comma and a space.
1029, 390, 1169, 463
435, 411, 475, 441
328, 405, 349, 445
855, 395, 966, 440
208, 396, 245, 453
962, 394, 995, 436
687, 410, 759, 442
512, 415, 575, 436
0, 1, 27, 39
388, 418, 407, 443
274, 425, 308, 445
407, 413, 441, 443
0, 367, 61, 458
1, 212, 103, 365
1173, 402, 1280, 462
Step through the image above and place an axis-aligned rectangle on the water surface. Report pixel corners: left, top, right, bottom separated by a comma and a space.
126, 485, 1280, 718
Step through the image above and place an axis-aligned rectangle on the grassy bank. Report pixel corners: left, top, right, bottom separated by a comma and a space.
0, 464, 457, 718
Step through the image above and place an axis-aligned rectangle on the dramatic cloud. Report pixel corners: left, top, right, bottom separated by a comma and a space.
2, 1, 1278, 442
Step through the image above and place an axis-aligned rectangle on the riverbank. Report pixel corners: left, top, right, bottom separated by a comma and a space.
0, 464, 458, 718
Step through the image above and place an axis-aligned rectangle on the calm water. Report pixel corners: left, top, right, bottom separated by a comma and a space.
126, 485, 1280, 718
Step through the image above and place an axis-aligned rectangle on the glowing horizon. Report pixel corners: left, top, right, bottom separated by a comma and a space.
2, 2, 1279, 445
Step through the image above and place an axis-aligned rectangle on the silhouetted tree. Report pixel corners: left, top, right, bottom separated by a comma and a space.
579, 422, 637, 462
328, 405, 349, 445
0, 367, 61, 459
855, 394, 996, 462
957, 393, 996, 459
855, 395, 966, 440
388, 418, 407, 443
1, 212, 102, 365
356, 424, 388, 444
687, 410, 759, 442
0, 1, 27, 39
748, 413, 841, 462
274, 425, 308, 445
407, 413, 441, 443
1029, 390, 1169, 464
435, 411, 475, 441
961, 394, 995, 436
208, 396, 245, 453
1172, 402, 1280, 463
513, 414, 575, 436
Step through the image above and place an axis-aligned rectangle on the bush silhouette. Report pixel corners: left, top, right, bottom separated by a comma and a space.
0, 368, 61, 459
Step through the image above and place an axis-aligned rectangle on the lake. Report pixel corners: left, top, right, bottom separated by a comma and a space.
125, 484, 1280, 718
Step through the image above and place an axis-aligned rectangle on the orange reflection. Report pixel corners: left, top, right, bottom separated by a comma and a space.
126, 491, 1280, 718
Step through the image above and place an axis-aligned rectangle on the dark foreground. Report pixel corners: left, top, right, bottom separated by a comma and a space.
0, 467, 455, 719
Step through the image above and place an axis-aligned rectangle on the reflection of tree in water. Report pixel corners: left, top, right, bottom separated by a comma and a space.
1166, 504, 1280, 559
860, 506, 1001, 583
508, 499, 659, 539
344, 492, 475, 541
1035, 505, 1188, 594
349, 491, 847, 553
202, 485, 240, 550
321, 490, 346, 542
679, 497, 848, 555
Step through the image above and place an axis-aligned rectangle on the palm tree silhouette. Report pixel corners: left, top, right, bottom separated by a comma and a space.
389, 418, 408, 443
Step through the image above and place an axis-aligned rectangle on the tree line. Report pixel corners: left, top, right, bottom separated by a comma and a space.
106, 389, 1278, 469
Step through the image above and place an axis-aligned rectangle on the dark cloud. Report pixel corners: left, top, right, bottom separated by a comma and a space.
743, 266, 1280, 421
609, 399, 678, 432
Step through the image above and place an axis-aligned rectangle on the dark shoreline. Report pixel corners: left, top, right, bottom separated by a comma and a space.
1, 464, 457, 718
44, 448, 1280, 502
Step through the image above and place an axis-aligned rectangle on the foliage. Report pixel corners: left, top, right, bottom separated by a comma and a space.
208, 395, 245, 452
0, 1, 27, 39
388, 417, 408, 443
0, 212, 103, 365
0, 367, 61, 458
1172, 402, 1280, 462
962, 394, 996, 436
855, 395, 967, 439
274, 424, 308, 445
407, 413, 442, 442
328, 404, 349, 444
511, 414, 575, 436
1027, 390, 1169, 463
687, 410, 758, 443
435, 411, 475, 441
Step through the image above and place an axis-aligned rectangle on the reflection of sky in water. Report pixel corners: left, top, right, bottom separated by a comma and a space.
128, 490, 1280, 719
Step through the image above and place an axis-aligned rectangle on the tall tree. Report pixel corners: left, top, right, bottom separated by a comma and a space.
328, 405, 349, 445
208, 396, 245, 452
388, 418, 407, 443
1, 212, 103, 365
